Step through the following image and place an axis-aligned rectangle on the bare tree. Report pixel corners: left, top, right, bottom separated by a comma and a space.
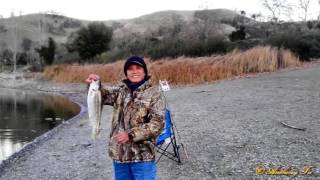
252, 13, 264, 21
240, 10, 246, 16
298, 0, 311, 21
318, 0, 320, 20
9, 11, 18, 72
261, 0, 292, 21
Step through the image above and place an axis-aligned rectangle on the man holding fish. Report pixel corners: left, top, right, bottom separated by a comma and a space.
86, 56, 165, 180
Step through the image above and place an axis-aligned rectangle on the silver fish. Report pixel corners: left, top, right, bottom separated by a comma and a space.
87, 80, 102, 140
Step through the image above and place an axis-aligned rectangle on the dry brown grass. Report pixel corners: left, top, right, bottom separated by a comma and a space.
42, 61, 125, 84
42, 46, 302, 85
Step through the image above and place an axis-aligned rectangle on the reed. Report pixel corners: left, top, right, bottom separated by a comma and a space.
42, 46, 302, 85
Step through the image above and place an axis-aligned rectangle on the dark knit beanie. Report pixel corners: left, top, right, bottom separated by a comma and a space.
124, 56, 148, 77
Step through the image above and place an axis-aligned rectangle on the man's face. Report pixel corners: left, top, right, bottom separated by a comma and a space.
127, 64, 145, 84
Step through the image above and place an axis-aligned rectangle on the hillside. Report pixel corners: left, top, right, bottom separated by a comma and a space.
0, 9, 240, 52
0, 14, 86, 48
1, 7, 319, 66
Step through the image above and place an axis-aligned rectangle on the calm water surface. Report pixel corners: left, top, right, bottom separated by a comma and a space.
0, 88, 80, 163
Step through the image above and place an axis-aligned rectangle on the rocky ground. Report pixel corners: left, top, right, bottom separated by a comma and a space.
0, 63, 320, 180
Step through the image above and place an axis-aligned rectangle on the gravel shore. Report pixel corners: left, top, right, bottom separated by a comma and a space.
0, 64, 320, 180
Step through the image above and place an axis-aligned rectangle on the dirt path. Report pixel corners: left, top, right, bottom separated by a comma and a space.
0, 64, 320, 179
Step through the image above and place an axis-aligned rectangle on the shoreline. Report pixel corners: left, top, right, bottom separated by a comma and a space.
0, 82, 88, 172
0, 63, 319, 179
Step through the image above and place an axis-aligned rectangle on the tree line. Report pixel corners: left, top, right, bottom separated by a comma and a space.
2, 0, 320, 71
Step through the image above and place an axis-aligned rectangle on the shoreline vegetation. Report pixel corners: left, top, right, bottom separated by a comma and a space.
42, 46, 302, 85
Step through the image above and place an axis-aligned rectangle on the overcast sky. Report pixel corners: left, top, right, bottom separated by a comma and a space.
1, 0, 320, 21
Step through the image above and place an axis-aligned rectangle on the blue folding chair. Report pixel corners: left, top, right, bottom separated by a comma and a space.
156, 108, 184, 164
155, 80, 188, 164
156, 109, 172, 146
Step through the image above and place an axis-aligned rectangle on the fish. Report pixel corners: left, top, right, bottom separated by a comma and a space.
87, 80, 102, 140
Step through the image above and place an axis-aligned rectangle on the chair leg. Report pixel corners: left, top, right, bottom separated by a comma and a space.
156, 142, 172, 164
170, 132, 181, 163
156, 137, 184, 164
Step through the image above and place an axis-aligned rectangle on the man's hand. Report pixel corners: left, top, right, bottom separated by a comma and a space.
85, 74, 100, 84
114, 132, 130, 144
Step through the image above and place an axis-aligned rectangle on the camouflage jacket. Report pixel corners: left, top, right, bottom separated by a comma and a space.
101, 78, 165, 163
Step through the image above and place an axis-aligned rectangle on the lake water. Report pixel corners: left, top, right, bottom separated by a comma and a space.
0, 88, 80, 163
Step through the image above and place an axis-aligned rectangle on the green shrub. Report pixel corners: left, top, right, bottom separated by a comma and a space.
267, 31, 318, 61
35, 37, 56, 65
67, 22, 113, 62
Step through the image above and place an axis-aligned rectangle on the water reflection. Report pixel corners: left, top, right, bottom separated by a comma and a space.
0, 88, 80, 162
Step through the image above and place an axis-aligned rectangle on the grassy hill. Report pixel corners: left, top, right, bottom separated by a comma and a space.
0, 14, 85, 49
5, 8, 316, 65
0, 9, 241, 51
